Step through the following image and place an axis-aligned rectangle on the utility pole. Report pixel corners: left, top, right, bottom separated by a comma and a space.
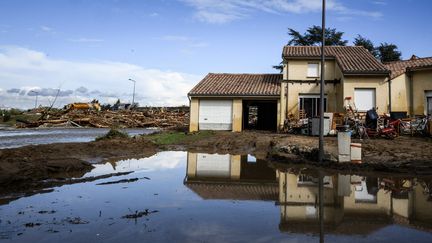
128, 78, 136, 108
319, 1, 326, 243
30, 90, 39, 109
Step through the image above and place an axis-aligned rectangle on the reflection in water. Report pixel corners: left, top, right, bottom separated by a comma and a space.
185, 152, 432, 240
185, 153, 278, 201
1, 151, 431, 242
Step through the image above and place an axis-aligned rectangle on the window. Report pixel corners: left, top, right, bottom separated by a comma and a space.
307, 63, 319, 77
299, 95, 327, 118
425, 91, 432, 116
354, 88, 376, 111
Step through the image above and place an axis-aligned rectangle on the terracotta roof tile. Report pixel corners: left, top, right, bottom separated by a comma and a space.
282, 46, 389, 75
188, 73, 282, 96
385, 57, 432, 79
185, 182, 279, 201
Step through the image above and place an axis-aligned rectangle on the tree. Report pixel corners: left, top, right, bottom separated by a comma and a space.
353, 35, 378, 58
274, 25, 348, 71
377, 43, 402, 62
287, 25, 348, 46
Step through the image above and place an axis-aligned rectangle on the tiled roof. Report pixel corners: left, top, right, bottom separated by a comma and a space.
185, 181, 279, 201
385, 56, 432, 79
188, 73, 282, 96
282, 46, 390, 75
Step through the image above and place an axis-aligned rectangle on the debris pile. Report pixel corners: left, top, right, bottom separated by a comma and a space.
16, 107, 189, 129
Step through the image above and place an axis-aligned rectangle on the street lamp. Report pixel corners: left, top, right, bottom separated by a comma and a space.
128, 78, 136, 108
29, 90, 39, 109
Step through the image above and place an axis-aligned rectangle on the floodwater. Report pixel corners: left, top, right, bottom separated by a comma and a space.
1, 151, 432, 242
0, 128, 156, 149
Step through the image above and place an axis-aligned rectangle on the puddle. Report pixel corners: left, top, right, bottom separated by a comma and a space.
0, 151, 431, 242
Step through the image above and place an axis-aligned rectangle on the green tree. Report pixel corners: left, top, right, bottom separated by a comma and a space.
353, 35, 378, 58
287, 25, 348, 46
377, 43, 402, 62
274, 25, 348, 72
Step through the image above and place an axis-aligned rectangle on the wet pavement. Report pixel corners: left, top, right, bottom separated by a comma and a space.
0, 128, 156, 149
0, 151, 431, 242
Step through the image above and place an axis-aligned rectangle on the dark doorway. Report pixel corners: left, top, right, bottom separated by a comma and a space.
243, 100, 277, 131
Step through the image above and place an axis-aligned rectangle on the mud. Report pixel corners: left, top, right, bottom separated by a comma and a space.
1, 130, 431, 196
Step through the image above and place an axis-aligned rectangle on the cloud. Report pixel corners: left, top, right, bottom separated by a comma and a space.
158, 35, 209, 53
7, 88, 20, 94
159, 35, 191, 42
181, 0, 382, 24
372, 0, 387, 5
0, 46, 201, 109
75, 86, 88, 93
67, 38, 105, 43
40, 25, 54, 32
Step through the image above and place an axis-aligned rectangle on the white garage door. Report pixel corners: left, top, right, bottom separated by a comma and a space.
354, 89, 376, 111
199, 100, 233, 130
196, 153, 230, 178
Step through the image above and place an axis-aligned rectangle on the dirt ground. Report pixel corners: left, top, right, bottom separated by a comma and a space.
1, 130, 431, 196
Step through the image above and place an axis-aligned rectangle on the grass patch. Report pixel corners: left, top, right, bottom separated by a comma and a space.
147, 131, 215, 145
96, 128, 129, 141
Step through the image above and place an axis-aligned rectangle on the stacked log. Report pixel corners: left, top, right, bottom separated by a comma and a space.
17, 107, 190, 129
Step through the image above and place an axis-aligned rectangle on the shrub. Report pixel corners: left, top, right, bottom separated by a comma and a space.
96, 128, 129, 141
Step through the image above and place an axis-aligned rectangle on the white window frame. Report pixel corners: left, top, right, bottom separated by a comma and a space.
307, 63, 320, 78
354, 88, 376, 112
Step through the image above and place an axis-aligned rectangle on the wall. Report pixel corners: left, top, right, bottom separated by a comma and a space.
286, 82, 339, 118
186, 152, 241, 180
390, 74, 410, 112
232, 99, 243, 132
189, 98, 199, 132
343, 76, 389, 113
287, 60, 336, 81
412, 70, 432, 115
281, 59, 343, 120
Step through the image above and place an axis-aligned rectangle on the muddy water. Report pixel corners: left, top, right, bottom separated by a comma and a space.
1, 151, 432, 242
0, 128, 156, 149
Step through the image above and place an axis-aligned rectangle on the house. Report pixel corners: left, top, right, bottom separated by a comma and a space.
385, 56, 432, 116
188, 45, 391, 132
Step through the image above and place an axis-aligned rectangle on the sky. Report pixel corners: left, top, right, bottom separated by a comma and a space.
0, 0, 431, 109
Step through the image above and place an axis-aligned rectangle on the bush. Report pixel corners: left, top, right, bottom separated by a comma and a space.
2, 111, 11, 122
96, 128, 129, 141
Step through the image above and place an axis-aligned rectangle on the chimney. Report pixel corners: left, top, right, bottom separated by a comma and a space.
410, 55, 419, 60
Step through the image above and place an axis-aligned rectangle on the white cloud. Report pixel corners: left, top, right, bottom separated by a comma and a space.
160, 35, 191, 41
181, 0, 382, 24
67, 38, 105, 43
0, 46, 201, 109
40, 25, 54, 32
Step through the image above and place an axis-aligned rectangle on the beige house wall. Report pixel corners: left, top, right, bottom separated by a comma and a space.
280, 82, 287, 128
287, 60, 336, 81
186, 152, 241, 180
232, 99, 243, 132
343, 76, 389, 113
186, 152, 198, 178
285, 83, 339, 118
189, 98, 199, 132
390, 74, 410, 112
343, 185, 391, 214
412, 70, 432, 115
281, 59, 388, 119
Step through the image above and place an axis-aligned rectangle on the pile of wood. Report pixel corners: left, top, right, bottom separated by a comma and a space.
17, 107, 189, 129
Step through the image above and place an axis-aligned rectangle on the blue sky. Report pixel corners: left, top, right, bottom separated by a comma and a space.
0, 0, 431, 108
